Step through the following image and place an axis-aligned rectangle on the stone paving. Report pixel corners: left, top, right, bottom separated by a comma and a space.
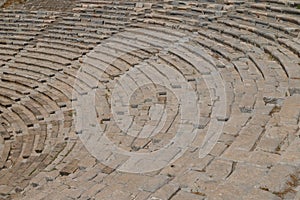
0, 0, 300, 199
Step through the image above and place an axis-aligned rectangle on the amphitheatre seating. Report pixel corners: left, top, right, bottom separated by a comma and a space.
0, 0, 299, 200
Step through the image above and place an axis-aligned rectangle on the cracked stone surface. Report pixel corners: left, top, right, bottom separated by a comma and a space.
0, 0, 300, 199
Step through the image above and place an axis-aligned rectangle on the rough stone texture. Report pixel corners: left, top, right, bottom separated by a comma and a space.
0, 0, 6, 7
0, 0, 299, 199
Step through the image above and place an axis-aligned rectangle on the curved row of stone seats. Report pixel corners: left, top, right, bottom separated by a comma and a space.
3, 1, 183, 198
213, 20, 300, 79
0, 88, 69, 195
0, 83, 60, 128
0, 111, 27, 142
2, 62, 74, 104
0, 44, 21, 63
7, 41, 91, 103
1, 72, 39, 89
77, 22, 232, 156
0, 10, 55, 32
3, 81, 68, 123
201, 25, 292, 77
10, 2, 140, 102
76, 0, 137, 9
190, 3, 300, 80
255, 0, 300, 7
195, 29, 289, 111
0, 8, 98, 104
0, 140, 68, 196
29, 90, 64, 114
0, 10, 56, 65
7, 61, 55, 77
239, 2, 300, 26
21, 99, 47, 121
10, 105, 37, 128
60, 1, 298, 198
7, 55, 76, 102
0, 4, 123, 196
37, 37, 93, 52
0, 57, 70, 194
249, 2, 300, 15
42, 9, 124, 45
63, 1, 136, 37
0, 0, 292, 133
4, 51, 100, 107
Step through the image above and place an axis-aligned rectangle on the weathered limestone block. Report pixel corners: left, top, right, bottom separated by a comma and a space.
60, 159, 79, 176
